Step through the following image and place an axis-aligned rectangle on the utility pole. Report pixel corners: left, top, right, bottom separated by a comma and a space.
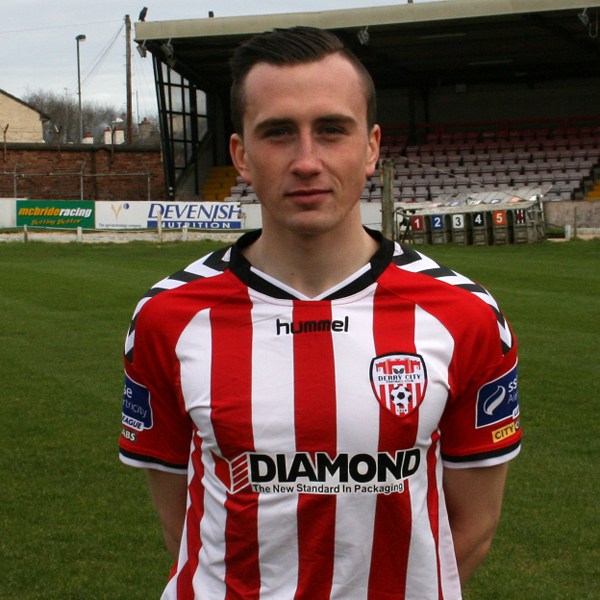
125, 14, 133, 144
76, 34, 86, 142
381, 159, 396, 240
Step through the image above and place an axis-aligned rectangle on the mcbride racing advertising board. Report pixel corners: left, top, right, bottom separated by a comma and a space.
95, 201, 243, 230
16, 200, 95, 229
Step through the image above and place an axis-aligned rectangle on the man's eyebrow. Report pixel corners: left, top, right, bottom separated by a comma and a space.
253, 118, 295, 134
315, 114, 357, 126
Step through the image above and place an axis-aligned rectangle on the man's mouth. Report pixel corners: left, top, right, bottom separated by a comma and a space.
285, 188, 331, 201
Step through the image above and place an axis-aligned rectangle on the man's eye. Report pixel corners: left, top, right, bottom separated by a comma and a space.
320, 126, 345, 136
264, 128, 290, 138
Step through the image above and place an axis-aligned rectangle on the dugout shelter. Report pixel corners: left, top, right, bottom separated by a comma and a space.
134, 0, 600, 202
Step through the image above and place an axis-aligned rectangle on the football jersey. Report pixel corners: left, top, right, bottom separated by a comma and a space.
119, 229, 521, 600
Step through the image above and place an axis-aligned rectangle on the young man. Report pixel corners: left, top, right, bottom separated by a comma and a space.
119, 27, 521, 599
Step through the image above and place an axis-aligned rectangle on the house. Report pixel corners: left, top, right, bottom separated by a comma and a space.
0, 89, 49, 143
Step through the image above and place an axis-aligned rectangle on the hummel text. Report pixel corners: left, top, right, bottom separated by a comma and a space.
276, 316, 349, 335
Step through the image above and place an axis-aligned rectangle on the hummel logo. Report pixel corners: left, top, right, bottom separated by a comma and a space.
276, 316, 350, 335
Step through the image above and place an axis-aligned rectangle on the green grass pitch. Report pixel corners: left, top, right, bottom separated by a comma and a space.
0, 238, 598, 598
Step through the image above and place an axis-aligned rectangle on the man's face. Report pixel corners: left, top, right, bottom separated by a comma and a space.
230, 53, 380, 238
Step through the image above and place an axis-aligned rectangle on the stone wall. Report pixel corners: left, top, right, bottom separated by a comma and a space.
543, 200, 600, 230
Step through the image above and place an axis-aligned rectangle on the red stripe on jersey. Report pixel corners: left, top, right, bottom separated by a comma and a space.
210, 298, 261, 599
369, 289, 419, 597
177, 432, 204, 599
292, 301, 337, 599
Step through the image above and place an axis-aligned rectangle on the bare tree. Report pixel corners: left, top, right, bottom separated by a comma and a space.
24, 89, 126, 144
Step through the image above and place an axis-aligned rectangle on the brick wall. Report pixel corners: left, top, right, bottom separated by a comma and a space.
0, 143, 166, 201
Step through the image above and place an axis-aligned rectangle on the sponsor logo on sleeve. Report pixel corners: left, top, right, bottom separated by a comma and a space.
122, 373, 153, 432
476, 362, 519, 429
492, 421, 520, 443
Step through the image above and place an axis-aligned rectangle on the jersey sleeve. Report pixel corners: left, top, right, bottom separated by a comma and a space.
119, 294, 193, 474
440, 301, 521, 469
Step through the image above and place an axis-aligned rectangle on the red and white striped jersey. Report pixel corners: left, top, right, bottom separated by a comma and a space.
120, 229, 521, 600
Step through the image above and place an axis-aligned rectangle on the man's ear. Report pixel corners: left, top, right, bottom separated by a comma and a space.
365, 124, 381, 176
230, 133, 252, 184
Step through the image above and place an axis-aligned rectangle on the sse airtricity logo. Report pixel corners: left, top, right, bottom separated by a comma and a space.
476, 361, 519, 428
122, 374, 153, 431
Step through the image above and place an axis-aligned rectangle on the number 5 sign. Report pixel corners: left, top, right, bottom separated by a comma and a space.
493, 210, 507, 226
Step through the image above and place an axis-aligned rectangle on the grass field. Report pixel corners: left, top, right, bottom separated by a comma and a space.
1, 238, 599, 599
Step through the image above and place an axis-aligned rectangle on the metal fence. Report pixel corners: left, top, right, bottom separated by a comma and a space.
0, 168, 154, 201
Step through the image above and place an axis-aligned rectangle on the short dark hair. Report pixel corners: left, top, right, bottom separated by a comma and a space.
229, 26, 377, 135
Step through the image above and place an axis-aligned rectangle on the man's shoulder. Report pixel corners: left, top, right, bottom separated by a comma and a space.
155, 240, 233, 286
389, 242, 494, 304
149, 244, 233, 297
383, 242, 514, 354
124, 245, 237, 361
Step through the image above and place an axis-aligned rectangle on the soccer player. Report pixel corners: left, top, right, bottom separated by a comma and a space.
119, 26, 521, 599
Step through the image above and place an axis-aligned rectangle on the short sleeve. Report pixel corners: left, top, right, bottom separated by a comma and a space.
440, 310, 521, 469
119, 295, 193, 473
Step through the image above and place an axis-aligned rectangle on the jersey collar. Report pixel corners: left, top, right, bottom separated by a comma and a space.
227, 228, 395, 300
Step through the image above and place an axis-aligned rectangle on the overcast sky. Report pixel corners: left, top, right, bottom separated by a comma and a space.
1, 1, 435, 121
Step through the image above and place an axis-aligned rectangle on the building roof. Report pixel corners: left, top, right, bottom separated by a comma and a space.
135, 0, 600, 95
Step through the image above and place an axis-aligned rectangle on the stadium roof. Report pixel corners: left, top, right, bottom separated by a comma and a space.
135, 0, 600, 94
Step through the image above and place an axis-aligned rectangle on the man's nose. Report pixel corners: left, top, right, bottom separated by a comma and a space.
291, 133, 322, 176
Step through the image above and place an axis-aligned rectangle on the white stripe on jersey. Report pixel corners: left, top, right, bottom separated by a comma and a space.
330, 294, 380, 599
194, 439, 229, 599
251, 299, 300, 598
176, 310, 228, 599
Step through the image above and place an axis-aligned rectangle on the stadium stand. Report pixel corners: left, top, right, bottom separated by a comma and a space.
134, 0, 600, 218
201, 165, 239, 202
223, 121, 599, 205
374, 122, 600, 204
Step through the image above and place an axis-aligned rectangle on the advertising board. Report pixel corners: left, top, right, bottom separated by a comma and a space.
16, 200, 95, 229
95, 201, 243, 230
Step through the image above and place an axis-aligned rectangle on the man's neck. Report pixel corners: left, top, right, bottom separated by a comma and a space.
242, 225, 379, 299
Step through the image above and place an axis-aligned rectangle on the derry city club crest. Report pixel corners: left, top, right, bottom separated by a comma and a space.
370, 353, 428, 418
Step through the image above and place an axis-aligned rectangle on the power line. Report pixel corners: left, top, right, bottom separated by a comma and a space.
81, 24, 125, 88
0, 19, 120, 36
65, 23, 125, 96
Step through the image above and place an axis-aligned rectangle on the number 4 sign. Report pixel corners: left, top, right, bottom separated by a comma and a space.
472, 212, 485, 227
